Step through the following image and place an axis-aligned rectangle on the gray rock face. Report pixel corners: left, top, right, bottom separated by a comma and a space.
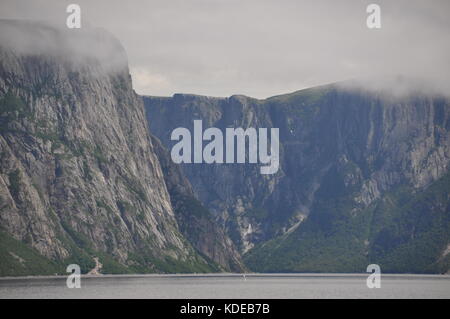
144, 86, 450, 263
151, 136, 245, 272
0, 21, 217, 273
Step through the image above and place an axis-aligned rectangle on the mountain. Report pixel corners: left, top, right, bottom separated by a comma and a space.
0, 20, 243, 276
144, 85, 450, 273
1, 19, 448, 276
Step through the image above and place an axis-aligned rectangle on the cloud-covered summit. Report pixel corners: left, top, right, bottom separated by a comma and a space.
1, 0, 449, 98
0, 19, 128, 74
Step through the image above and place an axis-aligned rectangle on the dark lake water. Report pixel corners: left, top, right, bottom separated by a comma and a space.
1, 274, 449, 299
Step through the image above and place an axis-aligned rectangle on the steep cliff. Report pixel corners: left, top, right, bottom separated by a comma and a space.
144, 85, 450, 273
151, 136, 245, 272
0, 20, 216, 275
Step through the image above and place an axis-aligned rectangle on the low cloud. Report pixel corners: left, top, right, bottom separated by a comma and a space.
131, 68, 171, 96
0, 0, 449, 98
0, 19, 128, 74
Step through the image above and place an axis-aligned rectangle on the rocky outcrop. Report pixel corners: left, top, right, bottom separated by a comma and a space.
151, 136, 245, 272
0, 20, 216, 274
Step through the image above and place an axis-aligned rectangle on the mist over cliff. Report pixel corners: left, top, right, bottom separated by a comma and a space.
0, 20, 243, 275
144, 84, 450, 273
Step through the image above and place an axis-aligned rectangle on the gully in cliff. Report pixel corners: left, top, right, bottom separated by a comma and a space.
170, 120, 280, 174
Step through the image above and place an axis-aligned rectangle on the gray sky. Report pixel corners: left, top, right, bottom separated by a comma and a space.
1, 0, 449, 98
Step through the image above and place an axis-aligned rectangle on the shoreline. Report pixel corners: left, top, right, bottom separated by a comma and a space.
1, 273, 449, 281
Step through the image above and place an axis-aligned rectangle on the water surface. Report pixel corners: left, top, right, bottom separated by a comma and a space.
1, 274, 449, 299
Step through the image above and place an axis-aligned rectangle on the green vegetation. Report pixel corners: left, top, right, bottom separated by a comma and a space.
165, 193, 227, 272
7, 169, 21, 200
268, 86, 330, 105
82, 160, 93, 181
116, 200, 136, 215
0, 198, 220, 276
112, 75, 128, 92
247, 207, 269, 221
58, 221, 96, 273
0, 231, 62, 276
267, 86, 330, 121
367, 174, 450, 273
96, 252, 132, 274
175, 194, 211, 219
245, 172, 450, 274
122, 175, 148, 203
92, 145, 108, 165
0, 92, 31, 126
126, 248, 219, 274
227, 216, 243, 250
96, 200, 114, 215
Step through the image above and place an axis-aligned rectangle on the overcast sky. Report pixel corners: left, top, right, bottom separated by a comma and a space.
1, 0, 449, 98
